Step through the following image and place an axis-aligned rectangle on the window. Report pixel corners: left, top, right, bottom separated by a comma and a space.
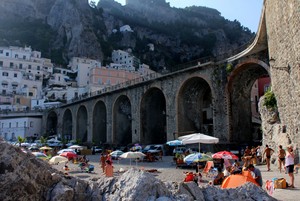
0, 50, 3, 54
30, 121, 33, 127
19, 64, 22, 69
6, 52, 9, 56
10, 62, 13, 67
16, 98, 20, 104
2, 90, 6, 94
15, 54, 18, 58
0, 61, 3, 66
37, 66, 40, 70
29, 92, 33, 96
2, 72, 8, 76
24, 121, 26, 127
9, 123, 11, 128
23, 55, 26, 60
28, 65, 31, 69
14, 73, 17, 78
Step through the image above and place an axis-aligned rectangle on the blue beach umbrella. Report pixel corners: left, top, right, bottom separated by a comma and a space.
183, 153, 212, 165
166, 140, 183, 146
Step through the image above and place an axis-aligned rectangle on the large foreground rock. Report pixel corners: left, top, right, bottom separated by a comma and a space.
0, 140, 277, 201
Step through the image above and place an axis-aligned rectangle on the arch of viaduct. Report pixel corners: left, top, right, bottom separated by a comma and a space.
43, 4, 272, 148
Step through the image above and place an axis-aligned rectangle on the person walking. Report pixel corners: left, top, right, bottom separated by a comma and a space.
277, 145, 286, 173
263, 144, 274, 171
285, 145, 295, 188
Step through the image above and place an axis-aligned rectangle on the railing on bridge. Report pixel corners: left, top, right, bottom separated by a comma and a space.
64, 36, 256, 105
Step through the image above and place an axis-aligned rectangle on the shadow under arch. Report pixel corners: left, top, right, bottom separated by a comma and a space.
227, 59, 270, 144
140, 87, 166, 144
113, 95, 132, 146
76, 105, 88, 143
46, 110, 58, 137
62, 109, 72, 141
93, 100, 107, 145
177, 76, 213, 137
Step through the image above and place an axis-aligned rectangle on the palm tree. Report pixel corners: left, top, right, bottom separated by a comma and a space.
40, 136, 47, 146
17, 136, 25, 147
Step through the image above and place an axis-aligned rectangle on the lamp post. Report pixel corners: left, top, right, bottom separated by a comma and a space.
269, 57, 290, 73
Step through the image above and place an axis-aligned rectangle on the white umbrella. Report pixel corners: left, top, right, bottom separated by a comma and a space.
120, 151, 146, 166
179, 133, 219, 152
49, 155, 68, 164
57, 149, 77, 155
68, 145, 84, 150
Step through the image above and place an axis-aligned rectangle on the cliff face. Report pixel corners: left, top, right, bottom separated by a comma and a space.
0, 0, 254, 69
259, 0, 300, 153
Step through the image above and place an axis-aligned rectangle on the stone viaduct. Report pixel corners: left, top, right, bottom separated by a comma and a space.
43, 0, 299, 150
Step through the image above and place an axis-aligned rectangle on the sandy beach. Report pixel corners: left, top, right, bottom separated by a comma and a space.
51, 154, 300, 201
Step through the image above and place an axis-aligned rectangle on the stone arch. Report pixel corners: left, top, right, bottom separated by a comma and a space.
113, 95, 132, 146
46, 110, 58, 137
76, 105, 88, 143
177, 77, 213, 136
93, 100, 107, 145
62, 109, 72, 141
227, 59, 270, 144
140, 87, 167, 144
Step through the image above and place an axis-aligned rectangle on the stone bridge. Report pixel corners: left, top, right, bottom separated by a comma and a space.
43, 3, 272, 149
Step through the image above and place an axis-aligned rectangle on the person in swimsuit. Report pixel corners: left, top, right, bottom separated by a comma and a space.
263, 144, 274, 171
277, 145, 286, 173
285, 145, 295, 188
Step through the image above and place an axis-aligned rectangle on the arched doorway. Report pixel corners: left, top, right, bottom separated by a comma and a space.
177, 77, 213, 136
93, 101, 107, 145
140, 88, 167, 144
76, 106, 88, 143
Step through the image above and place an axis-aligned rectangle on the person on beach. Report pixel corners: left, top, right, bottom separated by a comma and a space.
105, 160, 114, 177
213, 167, 225, 185
285, 145, 295, 188
248, 164, 262, 187
263, 145, 274, 171
277, 145, 286, 173
100, 153, 107, 173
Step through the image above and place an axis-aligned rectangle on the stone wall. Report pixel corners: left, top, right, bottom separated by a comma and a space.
263, 0, 300, 155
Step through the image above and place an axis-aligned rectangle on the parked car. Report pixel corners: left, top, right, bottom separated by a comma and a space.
148, 144, 165, 154
142, 145, 156, 154
110, 150, 124, 160
173, 147, 186, 154
93, 146, 102, 153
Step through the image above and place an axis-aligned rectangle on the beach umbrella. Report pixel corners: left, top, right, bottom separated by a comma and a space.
57, 149, 77, 155
179, 133, 219, 152
212, 151, 239, 160
120, 151, 146, 166
166, 140, 183, 146
39, 146, 52, 150
68, 145, 84, 150
183, 153, 212, 165
31, 152, 48, 160
49, 155, 68, 164
60, 151, 77, 160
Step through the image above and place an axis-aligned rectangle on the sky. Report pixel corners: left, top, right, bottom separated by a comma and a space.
90, 0, 263, 33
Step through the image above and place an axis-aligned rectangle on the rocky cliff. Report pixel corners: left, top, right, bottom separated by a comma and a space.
0, 0, 254, 70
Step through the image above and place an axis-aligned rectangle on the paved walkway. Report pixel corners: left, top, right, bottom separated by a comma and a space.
255, 163, 299, 201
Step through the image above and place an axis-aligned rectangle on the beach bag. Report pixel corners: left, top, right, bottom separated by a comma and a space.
274, 178, 287, 189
